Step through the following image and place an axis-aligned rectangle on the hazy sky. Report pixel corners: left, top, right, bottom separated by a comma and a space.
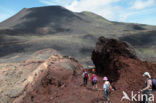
0, 0, 156, 25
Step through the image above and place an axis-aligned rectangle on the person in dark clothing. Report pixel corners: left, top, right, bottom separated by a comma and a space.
82, 69, 89, 87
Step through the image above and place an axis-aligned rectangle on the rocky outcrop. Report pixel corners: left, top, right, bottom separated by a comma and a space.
1, 49, 110, 103
92, 36, 137, 81
92, 36, 156, 103
0, 50, 82, 103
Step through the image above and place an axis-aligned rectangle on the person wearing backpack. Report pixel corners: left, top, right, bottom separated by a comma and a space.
103, 76, 113, 103
91, 74, 98, 89
82, 69, 89, 87
140, 72, 154, 103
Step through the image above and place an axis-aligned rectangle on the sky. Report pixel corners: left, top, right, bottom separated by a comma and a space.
0, 0, 156, 25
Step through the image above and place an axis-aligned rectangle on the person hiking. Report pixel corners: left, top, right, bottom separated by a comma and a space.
140, 72, 156, 103
103, 76, 113, 103
92, 68, 96, 74
91, 74, 98, 89
82, 69, 89, 87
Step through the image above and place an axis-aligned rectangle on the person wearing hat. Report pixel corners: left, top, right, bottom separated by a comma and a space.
103, 76, 113, 102
141, 72, 153, 103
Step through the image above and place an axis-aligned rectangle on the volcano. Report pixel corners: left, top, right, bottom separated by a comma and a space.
0, 6, 156, 65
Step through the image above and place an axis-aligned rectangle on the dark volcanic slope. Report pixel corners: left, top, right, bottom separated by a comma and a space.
1, 6, 156, 35
0, 6, 156, 64
0, 6, 82, 34
0, 6, 111, 35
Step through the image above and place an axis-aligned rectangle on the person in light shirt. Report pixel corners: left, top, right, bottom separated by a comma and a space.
103, 76, 113, 103
82, 69, 89, 87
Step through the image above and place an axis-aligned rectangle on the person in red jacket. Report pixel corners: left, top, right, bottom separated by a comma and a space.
91, 74, 98, 89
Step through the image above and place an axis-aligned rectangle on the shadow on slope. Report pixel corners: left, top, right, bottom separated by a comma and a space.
0, 35, 28, 57
119, 30, 156, 47
12, 6, 83, 34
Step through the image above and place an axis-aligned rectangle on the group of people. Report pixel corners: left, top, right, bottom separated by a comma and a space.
82, 69, 113, 102
82, 68, 156, 103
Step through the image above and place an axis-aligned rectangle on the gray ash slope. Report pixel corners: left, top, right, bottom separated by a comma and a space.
1, 6, 155, 35
0, 6, 156, 64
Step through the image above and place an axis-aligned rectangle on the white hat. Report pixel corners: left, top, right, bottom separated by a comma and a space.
143, 72, 151, 78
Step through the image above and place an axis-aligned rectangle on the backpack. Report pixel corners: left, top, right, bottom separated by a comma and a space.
84, 73, 88, 79
152, 79, 156, 90
93, 76, 97, 82
104, 81, 113, 92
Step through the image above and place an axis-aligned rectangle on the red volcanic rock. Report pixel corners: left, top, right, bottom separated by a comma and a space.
92, 36, 156, 103
92, 36, 137, 81
1, 37, 156, 103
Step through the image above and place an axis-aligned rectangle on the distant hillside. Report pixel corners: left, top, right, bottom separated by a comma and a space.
0, 6, 156, 64
1, 6, 156, 36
